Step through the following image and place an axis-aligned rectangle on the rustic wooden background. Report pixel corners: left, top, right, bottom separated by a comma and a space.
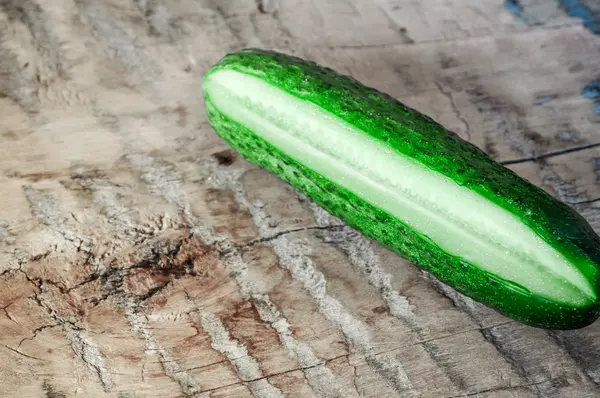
1, 0, 600, 397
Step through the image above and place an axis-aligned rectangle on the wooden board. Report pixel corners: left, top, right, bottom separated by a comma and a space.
1, 0, 600, 397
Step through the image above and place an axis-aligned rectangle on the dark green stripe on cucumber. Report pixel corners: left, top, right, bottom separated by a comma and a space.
202, 48, 600, 330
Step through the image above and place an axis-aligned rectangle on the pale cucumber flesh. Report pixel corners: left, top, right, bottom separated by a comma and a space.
205, 69, 596, 306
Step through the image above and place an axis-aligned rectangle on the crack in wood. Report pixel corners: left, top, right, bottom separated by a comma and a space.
446, 378, 551, 398
16, 323, 60, 350
239, 224, 345, 248
4, 344, 45, 361
18, 267, 115, 392
500, 142, 600, 165
435, 80, 472, 141
312, 22, 586, 50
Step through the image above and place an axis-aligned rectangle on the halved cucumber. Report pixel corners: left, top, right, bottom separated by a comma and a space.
203, 49, 600, 329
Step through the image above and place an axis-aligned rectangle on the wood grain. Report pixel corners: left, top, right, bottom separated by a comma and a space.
1, 0, 600, 397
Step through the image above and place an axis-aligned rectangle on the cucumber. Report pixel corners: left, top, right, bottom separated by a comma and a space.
202, 48, 600, 330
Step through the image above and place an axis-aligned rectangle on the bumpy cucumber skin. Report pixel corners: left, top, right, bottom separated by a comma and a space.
203, 49, 600, 329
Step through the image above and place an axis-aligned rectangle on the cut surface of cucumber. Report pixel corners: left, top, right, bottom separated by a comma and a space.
203, 49, 600, 329
205, 69, 594, 306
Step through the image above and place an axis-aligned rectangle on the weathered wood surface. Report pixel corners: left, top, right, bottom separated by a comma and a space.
1, 0, 600, 397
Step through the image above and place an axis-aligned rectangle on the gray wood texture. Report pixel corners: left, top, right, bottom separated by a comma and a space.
1, 0, 600, 397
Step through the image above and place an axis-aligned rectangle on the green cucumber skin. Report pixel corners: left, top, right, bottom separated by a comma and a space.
203, 49, 600, 330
